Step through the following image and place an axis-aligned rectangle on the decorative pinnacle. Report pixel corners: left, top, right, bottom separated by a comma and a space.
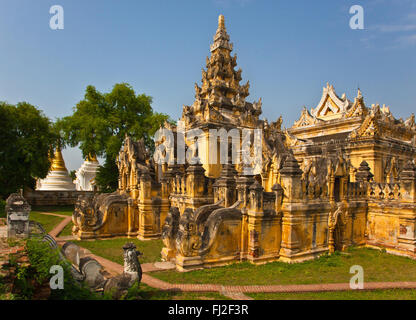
210, 14, 232, 52
87, 153, 98, 162
218, 14, 225, 30
51, 146, 68, 172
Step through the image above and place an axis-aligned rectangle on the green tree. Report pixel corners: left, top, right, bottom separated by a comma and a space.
57, 83, 171, 192
95, 155, 119, 193
0, 102, 58, 199
69, 170, 77, 181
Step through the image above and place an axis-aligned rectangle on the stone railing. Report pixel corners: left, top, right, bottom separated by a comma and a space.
367, 182, 402, 201
345, 182, 367, 199
300, 179, 328, 200
168, 174, 214, 197
173, 174, 187, 195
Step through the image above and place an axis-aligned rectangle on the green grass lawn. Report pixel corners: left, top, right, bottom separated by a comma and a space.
152, 247, 416, 286
32, 205, 74, 216
73, 238, 164, 264
59, 221, 74, 236
248, 289, 416, 300
29, 211, 65, 233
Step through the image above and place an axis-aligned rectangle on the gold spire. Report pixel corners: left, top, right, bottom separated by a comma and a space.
211, 14, 232, 52
86, 153, 98, 162
218, 14, 225, 31
50, 146, 68, 172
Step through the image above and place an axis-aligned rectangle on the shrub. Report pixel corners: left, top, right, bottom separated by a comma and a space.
12, 239, 102, 300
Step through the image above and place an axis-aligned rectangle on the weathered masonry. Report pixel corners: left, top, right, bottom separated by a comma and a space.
72, 15, 416, 271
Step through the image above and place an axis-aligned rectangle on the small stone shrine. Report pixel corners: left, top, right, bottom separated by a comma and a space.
6, 192, 31, 239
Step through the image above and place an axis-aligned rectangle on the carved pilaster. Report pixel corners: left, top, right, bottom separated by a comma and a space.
278, 214, 302, 262
138, 172, 159, 240
399, 161, 416, 203
127, 197, 138, 238
213, 162, 237, 207
247, 181, 264, 262
186, 162, 206, 198
236, 166, 255, 210
279, 153, 303, 202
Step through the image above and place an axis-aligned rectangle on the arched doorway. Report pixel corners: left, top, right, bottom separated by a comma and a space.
334, 177, 341, 202
328, 203, 347, 253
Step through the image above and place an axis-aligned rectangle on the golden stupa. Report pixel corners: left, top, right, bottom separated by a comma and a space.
36, 146, 76, 191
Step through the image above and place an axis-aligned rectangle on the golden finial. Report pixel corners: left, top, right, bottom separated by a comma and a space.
50, 146, 68, 172
218, 14, 225, 30
87, 153, 98, 162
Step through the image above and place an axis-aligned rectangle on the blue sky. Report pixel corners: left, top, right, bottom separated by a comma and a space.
0, 0, 415, 170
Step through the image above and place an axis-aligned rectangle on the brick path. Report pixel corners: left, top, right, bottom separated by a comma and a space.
221, 290, 254, 300
46, 214, 416, 299
48, 216, 72, 238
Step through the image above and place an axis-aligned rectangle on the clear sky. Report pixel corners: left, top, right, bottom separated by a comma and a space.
1, 0, 415, 171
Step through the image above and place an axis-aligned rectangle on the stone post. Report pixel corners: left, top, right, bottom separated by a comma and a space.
279, 154, 303, 202
236, 166, 255, 210
237, 167, 255, 261
328, 174, 335, 203
186, 162, 206, 198
159, 176, 171, 230
395, 161, 416, 253
6, 193, 31, 239
272, 183, 284, 212
213, 161, 237, 208
399, 161, 416, 203
137, 172, 158, 240
127, 197, 138, 238
278, 154, 303, 262
164, 164, 179, 194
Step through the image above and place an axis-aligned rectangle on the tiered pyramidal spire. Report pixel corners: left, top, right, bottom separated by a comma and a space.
210, 14, 233, 52
50, 146, 69, 172
36, 146, 75, 191
181, 15, 262, 128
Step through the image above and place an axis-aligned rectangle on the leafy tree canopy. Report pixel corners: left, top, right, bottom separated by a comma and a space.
0, 102, 58, 198
56, 83, 172, 192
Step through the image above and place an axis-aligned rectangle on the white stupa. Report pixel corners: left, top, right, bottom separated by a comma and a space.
36, 147, 76, 191
74, 155, 100, 191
